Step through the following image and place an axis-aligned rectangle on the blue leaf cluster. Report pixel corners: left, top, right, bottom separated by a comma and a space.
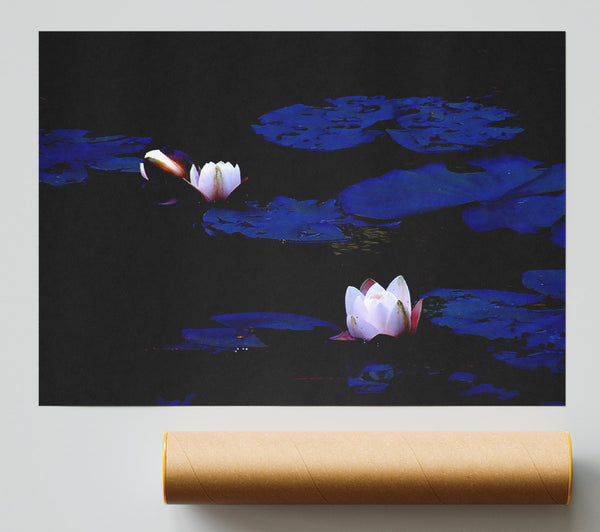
348, 363, 396, 394
253, 95, 522, 152
492, 350, 565, 373
422, 287, 565, 350
203, 196, 400, 242
161, 312, 337, 350
521, 270, 565, 301
39, 129, 152, 186
461, 383, 520, 401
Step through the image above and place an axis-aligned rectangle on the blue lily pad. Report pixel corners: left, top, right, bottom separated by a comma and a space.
423, 288, 564, 350
203, 196, 400, 243
253, 95, 521, 152
492, 350, 565, 373
348, 363, 396, 394
461, 383, 520, 401
39, 129, 152, 186
212, 312, 338, 331
522, 270, 565, 301
359, 363, 396, 381
162, 328, 267, 350
156, 394, 197, 405
347, 378, 390, 394
338, 156, 563, 222
448, 372, 477, 383
462, 192, 565, 234
386, 99, 523, 153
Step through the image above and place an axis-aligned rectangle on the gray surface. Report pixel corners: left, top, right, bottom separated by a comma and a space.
2, 1, 599, 530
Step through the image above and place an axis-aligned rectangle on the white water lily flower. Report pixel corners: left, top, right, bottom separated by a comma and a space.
190, 161, 242, 201
343, 275, 423, 341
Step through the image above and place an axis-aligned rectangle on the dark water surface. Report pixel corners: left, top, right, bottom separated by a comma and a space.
39, 32, 565, 405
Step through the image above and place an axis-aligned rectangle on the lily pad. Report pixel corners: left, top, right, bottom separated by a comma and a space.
162, 328, 267, 350
39, 129, 152, 186
461, 383, 520, 401
347, 363, 396, 394
423, 288, 564, 350
252, 95, 522, 152
462, 192, 565, 234
387, 99, 523, 153
156, 394, 197, 405
338, 156, 563, 221
212, 312, 338, 331
522, 270, 565, 301
448, 372, 477, 383
203, 196, 400, 243
492, 350, 565, 373
347, 378, 390, 394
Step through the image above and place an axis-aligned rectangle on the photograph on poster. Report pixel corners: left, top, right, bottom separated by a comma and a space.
39, 32, 565, 406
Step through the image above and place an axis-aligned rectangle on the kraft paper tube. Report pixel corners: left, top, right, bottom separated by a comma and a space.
163, 431, 572, 505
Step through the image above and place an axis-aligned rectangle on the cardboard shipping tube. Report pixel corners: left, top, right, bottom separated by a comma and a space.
163, 431, 572, 505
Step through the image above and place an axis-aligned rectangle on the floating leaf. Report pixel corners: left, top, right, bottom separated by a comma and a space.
253, 95, 521, 152
347, 378, 390, 394
212, 312, 338, 331
252, 96, 395, 151
522, 270, 565, 301
156, 394, 197, 405
387, 99, 523, 152
422, 288, 564, 350
462, 193, 565, 234
39, 129, 152, 186
203, 196, 399, 242
162, 328, 267, 350
347, 363, 396, 394
461, 383, 520, 401
448, 372, 477, 383
492, 350, 564, 373
339, 155, 563, 221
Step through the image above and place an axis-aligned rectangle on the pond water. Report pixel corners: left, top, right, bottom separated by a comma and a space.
39, 32, 565, 405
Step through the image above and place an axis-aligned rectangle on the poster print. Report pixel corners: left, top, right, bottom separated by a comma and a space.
39, 32, 565, 405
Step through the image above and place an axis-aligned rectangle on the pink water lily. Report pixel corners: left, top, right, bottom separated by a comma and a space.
331, 275, 423, 341
190, 161, 245, 201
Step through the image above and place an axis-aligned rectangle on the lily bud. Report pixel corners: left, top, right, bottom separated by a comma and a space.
140, 148, 194, 185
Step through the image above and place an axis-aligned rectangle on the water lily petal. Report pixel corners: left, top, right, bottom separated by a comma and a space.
366, 289, 398, 314
347, 314, 380, 341
221, 163, 242, 198
359, 278, 376, 295
351, 293, 370, 324
145, 149, 186, 177
190, 164, 200, 189
385, 300, 410, 337
140, 162, 149, 181
345, 286, 363, 316
387, 275, 411, 313
329, 330, 356, 341
198, 162, 221, 200
409, 299, 423, 335
364, 281, 385, 299
369, 301, 391, 334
